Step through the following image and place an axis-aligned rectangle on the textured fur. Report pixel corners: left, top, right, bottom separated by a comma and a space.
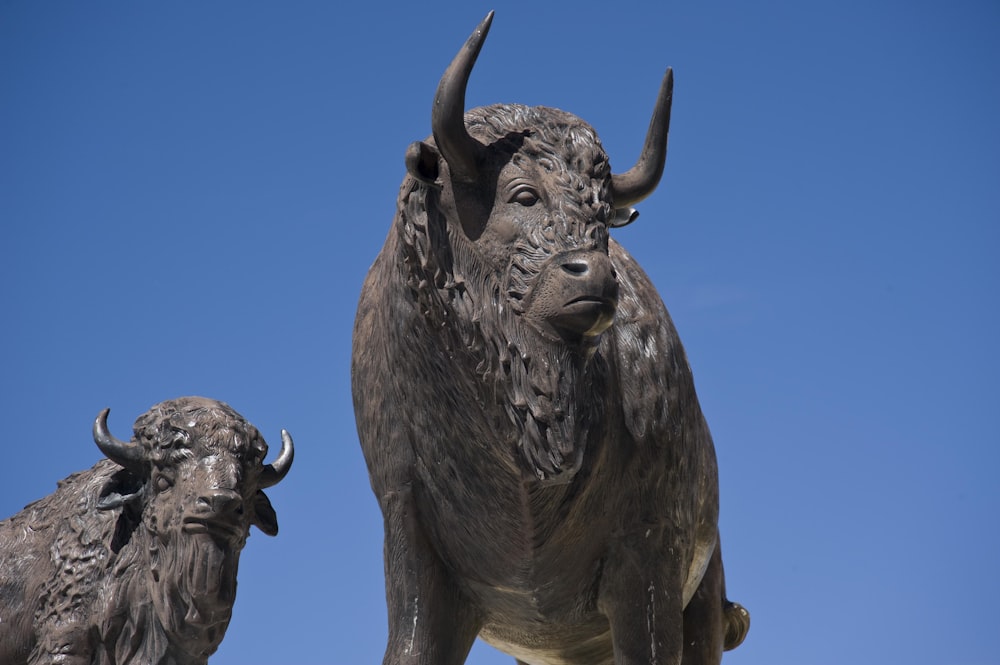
353, 101, 749, 664
0, 398, 287, 665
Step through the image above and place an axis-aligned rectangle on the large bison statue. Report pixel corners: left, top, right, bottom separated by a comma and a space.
352, 12, 749, 665
0, 397, 294, 665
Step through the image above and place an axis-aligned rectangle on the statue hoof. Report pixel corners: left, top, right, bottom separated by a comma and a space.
723, 601, 750, 651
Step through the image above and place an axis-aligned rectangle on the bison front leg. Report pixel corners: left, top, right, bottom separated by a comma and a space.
378, 488, 481, 665
678, 541, 725, 665
598, 542, 687, 665
681, 540, 749, 664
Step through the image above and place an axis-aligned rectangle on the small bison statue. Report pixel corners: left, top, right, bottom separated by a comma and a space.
352, 12, 748, 665
0, 396, 294, 665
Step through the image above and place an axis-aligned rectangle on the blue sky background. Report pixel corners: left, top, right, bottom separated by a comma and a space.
2, 2, 997, 664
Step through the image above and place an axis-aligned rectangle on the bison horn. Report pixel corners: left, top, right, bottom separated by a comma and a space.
93, 408, 146, 475
431, 11, 493, 183
611, 68, 674, 208
259, 429, 294, 488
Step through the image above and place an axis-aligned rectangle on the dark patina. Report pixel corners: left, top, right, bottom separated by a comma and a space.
0, 397, 293, 665
352, 12, 749, 665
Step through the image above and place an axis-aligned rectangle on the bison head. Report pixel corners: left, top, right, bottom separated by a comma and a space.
91, 397, 293, 653
403, 11, 672, 351
394, 13, 672, 482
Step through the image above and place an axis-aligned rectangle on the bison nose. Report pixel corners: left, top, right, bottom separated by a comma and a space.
559, 255, 616, 282
199, 489, 242, 515
561, 258, 590, 275
555, 251, 619, 305
530, 249, 619, 344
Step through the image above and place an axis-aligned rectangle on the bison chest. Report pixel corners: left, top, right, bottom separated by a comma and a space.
412, 425, 619, 617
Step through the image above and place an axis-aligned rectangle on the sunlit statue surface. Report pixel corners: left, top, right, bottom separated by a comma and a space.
0, 397, 293, 665
352, 12, 749, 665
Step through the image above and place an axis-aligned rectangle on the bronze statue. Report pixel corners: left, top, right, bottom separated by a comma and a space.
352, 13, 749, 665
352, 11, 749, 665
0, 397, 293, 665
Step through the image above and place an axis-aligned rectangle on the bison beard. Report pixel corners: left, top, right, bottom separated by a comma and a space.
140, 507, 245, 665
503, 329, 608, 481
151, 534, 238, 636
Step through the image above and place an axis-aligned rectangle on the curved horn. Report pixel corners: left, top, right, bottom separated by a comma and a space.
611, 67, 674, 208
259, 429, 294, 489
431, 11, 493, 183
93, 408, 145, 475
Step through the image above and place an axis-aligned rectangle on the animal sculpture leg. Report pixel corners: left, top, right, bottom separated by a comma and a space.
680, 538, 750, 665
679, 542, 725, 665
379, 488, 482, 665
598, 546, 686, 665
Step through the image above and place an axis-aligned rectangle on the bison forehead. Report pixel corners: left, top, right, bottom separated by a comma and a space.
466, 104, 612, 186
132, 397, 268, 466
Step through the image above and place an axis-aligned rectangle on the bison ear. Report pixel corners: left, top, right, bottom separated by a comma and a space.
251, 490, 279, 536
610, 207, 639, 228
405, 141, 440, 185
97, 470, 144, 511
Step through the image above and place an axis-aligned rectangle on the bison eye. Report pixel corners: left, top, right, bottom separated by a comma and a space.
155, 475, 174, 492
510, 186, 539, 207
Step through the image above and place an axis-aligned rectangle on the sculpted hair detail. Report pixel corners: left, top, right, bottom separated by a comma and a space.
394, 105, 616, 482
132, 399, 268, 469
353, 14, 749, 664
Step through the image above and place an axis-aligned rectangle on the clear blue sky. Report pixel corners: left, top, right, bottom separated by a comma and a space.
2, 2, 997, 664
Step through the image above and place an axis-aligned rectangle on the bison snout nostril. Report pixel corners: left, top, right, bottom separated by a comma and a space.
561, 260, 590, 276
200, 490, 242, 515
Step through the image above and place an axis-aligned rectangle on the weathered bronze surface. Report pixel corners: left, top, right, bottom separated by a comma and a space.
352, 11, 749, 665
0, 397, 293, 665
